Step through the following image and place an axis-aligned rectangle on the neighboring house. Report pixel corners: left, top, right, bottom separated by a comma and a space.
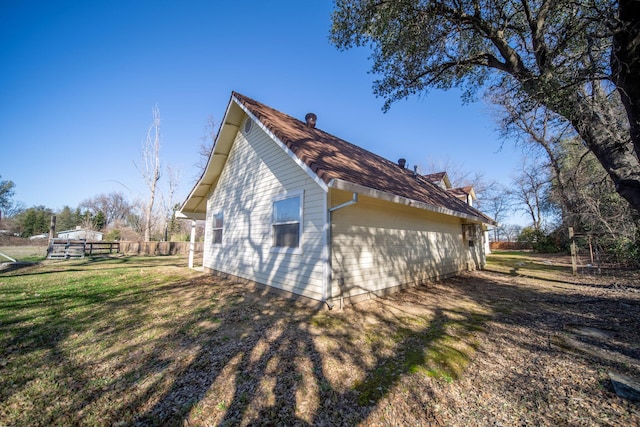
29, 233, 49, 240
179, 92, 496, 307
57, 228, 103, 241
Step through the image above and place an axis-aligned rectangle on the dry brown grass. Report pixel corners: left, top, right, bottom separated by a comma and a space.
0, 254, 638, 426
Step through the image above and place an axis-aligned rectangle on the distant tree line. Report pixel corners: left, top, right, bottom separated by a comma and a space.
0, 188, 196, 242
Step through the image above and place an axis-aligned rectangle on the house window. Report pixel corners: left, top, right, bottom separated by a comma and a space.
212, 212, 223, 245
272, 192, 302, 248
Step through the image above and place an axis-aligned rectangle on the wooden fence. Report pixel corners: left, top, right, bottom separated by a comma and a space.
118, 241, 204, 256
86, 242, 120, 255
490, 241, 529, 251
48, 239, 87, 259
44, 240, 204, 260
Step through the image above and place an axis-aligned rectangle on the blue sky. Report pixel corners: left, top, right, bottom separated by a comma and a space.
0, 1, 525, 223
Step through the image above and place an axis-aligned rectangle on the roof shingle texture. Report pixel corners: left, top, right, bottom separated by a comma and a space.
233, 92, 493, 223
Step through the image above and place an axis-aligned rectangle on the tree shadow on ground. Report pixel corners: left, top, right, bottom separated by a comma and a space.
128, 271, 640, 425
131, 279, 460, 426
1, 266, 639, 426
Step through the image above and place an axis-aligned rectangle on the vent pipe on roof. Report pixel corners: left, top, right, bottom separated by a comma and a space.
397, 158, 406, 168
305, 113, 317, 128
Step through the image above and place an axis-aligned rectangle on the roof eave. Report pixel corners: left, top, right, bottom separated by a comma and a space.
175, 211, 206, 220
328, 178, 497, 226
177, 95, 242, 220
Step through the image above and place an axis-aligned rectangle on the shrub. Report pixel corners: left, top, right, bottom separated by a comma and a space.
517, 227, 561, 253
104, 229, 121, 241
607, 237, 640, 267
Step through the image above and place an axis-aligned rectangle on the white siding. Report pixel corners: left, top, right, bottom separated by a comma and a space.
330, 190, 479, 299
204, 118, 326, 300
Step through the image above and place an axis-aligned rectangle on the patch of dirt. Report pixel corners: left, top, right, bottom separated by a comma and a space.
155, 267, 640, 426
416, 270, 640, 426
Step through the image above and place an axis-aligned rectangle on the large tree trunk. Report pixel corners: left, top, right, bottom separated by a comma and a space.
570, 96, 640, 214
605, 0, 640, 213
144, 189, 156, 242
612, 0, 640, 159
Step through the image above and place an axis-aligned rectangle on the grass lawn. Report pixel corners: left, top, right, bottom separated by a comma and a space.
0, 245, 47, 263
1, 254, 638, 426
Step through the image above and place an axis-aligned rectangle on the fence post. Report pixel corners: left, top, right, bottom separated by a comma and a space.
49, 215, 56, 240
569, 227, 578, 275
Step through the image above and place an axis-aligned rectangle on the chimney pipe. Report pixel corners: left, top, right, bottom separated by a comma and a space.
398, 158, 406, 168
305, 113, 317, 128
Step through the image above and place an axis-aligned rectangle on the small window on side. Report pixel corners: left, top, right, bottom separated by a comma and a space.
212, 212, 223, 245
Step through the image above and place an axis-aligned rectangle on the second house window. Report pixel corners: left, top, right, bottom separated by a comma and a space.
272, 193, 302, 248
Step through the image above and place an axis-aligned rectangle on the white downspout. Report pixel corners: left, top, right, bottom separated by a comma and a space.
329, 193, 358, 213
324, 192, 358, 309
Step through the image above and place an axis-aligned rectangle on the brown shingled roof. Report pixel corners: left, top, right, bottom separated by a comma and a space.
424, 171, 447, 183
232, 92, 494, 224
448, 186, 474, 197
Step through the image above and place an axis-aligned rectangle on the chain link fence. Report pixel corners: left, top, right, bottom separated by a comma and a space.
570, 229, 638, 282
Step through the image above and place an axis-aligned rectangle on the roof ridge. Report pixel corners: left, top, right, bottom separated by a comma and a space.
233, 91, 410, 175
231, 92, 494, 224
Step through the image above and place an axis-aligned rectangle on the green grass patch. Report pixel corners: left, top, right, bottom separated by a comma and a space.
0, 256, 203, 426
310, 313, 347, 329
486, 252, 573, 281
353, 312, 487, 405
0, 245, 47, 262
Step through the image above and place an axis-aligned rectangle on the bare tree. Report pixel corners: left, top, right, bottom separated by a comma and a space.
509, 159, 552, 232
80, 192, 133, 227
160, 164, 181, 240
494, 90, 637, 242
423, 157, 486, 191
135, 105, 162, 241
194, 115, 216, 179
551, 138, 637, 241
79, 211, 97, 231
482, 184, 512, 240
502, 224, 523, 242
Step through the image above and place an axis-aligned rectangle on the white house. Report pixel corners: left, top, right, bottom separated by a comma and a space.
57, 228, 103, 241
179, 92, 496, 307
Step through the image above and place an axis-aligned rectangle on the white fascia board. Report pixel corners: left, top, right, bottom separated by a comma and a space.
179, 97, 237, 213
232, 95, 329, 193
175, 211, 206, 220
327, 178, 495, 225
